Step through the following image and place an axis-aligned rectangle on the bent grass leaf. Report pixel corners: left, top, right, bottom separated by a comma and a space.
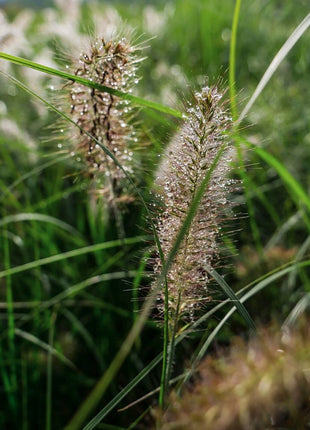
15, 327, 76, 370
0, 213, 82, 238
206, 266, 256, 331
238, 136, 310, 221
0, 237, 145, 279
0, 52, 183, 118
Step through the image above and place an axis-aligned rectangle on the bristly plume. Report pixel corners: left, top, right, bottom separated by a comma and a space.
66, 35, 142, 205
156, 320, 310, 429
153, 83, 235, 320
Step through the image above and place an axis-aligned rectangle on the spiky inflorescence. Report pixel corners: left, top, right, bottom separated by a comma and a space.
67, 35, 141, 204
153, 84, 234, 319
156, 321, 310, 429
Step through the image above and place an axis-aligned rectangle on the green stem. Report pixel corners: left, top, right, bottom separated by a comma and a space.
3, 229, 17, 413
165, 292, 181, 397
159, 277, 169, 407
229, 0, 242, 121
46, 310, 57, 430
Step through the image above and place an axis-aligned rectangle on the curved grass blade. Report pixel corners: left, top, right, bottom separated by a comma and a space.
0, 52, 183, 118
0, 213, 82, 238
282, 292, 310, 329
15, 327, 76, 370
238, 136, 310, 218
184, 258, 310, 386
206, 266, 256, 331
0, 236, 145, 279
238, 12, 310, 123
265, 211, 302, 250
82, 354, 162, 430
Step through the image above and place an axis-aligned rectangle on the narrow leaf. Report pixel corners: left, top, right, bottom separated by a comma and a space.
0, 52, 183, 118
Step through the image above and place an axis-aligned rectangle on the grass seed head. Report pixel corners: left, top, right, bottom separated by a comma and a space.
153, 83, 235, 320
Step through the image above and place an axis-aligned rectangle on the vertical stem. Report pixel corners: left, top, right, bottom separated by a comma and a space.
46, 309, 57, 430
159, 278, 169, 407
21, 353, 28, 430
229, 0, 242, 122
3, 229, 17, 413
165, 291, 181, 394
230, 0, 263, 255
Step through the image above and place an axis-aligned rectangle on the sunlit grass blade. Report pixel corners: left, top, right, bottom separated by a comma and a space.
238, 136, 310, 221
206, 266, 256, 331
0, 52, 183, 118
238, 11, 310, 123
229, 0, 242, 121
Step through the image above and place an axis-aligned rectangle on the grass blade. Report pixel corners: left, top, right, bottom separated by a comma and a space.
0, 213, 83, 238
239, 136, 310, 217
82, 355, 162, 430
0, 52, 183, 118
0, 236, 146, 279
206, 266, 256, 331
15, 328, 76, 370
46, 310, 57, 430
238, 12, 310, 123
229, 0, 242, 121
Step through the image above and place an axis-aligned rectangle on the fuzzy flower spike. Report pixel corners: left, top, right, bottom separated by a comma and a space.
153, 83, 234, 320
67, 35, 142, 205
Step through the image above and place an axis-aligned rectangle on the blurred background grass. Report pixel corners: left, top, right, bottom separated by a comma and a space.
0, 0, 310, 428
